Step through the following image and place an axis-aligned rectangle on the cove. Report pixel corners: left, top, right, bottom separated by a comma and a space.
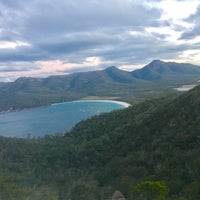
0, 100, 129, 138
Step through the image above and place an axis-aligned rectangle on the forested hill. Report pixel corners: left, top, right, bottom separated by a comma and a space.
0, 85, 199, 199
65, 84, 200, 199
0, 60, 200, 112
132, 59, 200, 80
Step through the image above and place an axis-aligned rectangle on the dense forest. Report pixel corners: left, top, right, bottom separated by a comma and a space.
0, 85, 199, 199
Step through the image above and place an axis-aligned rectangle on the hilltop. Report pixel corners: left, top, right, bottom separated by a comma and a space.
132, 60, 200, 81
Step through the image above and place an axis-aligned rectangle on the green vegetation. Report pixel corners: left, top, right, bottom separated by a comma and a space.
0, 85, 199, 199
0, 60, 200, 112
130, 181, 168, 200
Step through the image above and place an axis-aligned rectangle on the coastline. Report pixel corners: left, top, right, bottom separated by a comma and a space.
53, 100, 131, 108
0, 99, 131, 115
0, 99, 131, 138
0, 104, 51, 115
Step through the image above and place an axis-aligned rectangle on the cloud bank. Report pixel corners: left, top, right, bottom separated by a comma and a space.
0, 0, 199, 81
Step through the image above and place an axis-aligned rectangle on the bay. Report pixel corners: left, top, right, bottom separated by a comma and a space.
0, 100, 128, 138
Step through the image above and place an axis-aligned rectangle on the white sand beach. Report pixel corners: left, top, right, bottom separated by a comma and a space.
73, 100, 131, 108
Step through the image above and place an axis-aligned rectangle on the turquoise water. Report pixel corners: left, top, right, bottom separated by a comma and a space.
0, 100, 126, 138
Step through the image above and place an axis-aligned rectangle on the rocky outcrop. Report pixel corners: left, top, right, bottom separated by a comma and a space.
112, 190, 126, 200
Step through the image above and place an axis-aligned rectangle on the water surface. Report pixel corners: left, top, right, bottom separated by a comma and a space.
0, 100, 127, 138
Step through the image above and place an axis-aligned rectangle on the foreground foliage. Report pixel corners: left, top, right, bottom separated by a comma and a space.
130, 181, 168, 200
0, 86, 200, 199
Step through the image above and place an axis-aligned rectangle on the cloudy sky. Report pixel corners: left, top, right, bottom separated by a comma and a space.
0, 0, 200, 82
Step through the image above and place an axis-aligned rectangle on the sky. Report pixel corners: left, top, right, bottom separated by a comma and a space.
0, 0, 200, 82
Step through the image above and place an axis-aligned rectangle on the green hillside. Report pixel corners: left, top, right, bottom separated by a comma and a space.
132, 60, 200, 81
0, 60, 200, 112
0, 85, 199, 199
67, 86, 200, 199
0, 67, 151, 112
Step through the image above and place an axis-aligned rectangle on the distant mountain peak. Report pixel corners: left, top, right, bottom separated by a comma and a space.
132, 60, 200, 81
104, 66, 136, 83
147, 60, 166, 67
105, 66, 119, 71
150, 59, 163, 64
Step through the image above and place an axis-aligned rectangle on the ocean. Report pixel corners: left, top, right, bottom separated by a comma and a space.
0, 100, 128, 138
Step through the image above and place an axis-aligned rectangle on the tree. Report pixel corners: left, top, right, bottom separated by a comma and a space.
130, 181, 168, 200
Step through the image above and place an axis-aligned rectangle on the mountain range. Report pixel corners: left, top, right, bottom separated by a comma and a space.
0, 60, 200, 111
132, 60, 200, 80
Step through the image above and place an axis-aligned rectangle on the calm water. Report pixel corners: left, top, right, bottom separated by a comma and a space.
0, 100, 126, 138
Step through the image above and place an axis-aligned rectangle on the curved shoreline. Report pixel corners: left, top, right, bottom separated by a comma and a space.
0, 100, 131, 137
52, 100, 131, 108
0, 100, 131, 115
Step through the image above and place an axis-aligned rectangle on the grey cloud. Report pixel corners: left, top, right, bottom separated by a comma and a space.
146, 0, 162, 1
57, 66, 102, 74
0, 29, 21, 41
180, 28, 200, 40
96, 32, 195, 66
180, 4, 200, 40
0, 0, 163, 65
0, 45, 49, 62
54, 29, 195, 68
38, 31, 121, 57
0, 68, 31, 72
1, 0, 198, 81
17, 0, 162, 50
0, 0, 26, 9
26, 0, 161, 31
150, 32, 170, 39
0, 62, 40, 73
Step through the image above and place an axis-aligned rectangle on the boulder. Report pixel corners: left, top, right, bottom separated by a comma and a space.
112, 190, 126, 200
